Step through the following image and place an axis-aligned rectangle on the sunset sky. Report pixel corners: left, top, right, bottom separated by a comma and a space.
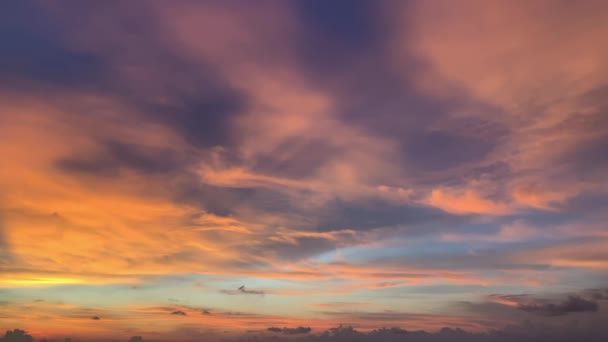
1, 1, 608, 341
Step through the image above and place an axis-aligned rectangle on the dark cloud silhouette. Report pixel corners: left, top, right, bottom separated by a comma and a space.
221, 285, 264, 296
283, 327, 312, 335
267, 327, 311, 335
202, 309, 210, 315
518, 295, 599, 316
170, 310, 187, 316
471, 290, 606, 319
90, 316, 100, 320
1, 329, 34, 342
236, 323, 608, 342
6, 319, 608, 342
586, 288, 608, 300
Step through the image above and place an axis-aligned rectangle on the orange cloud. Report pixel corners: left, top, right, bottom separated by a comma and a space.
427, 188, 511, 215
401, 0, 608, 210
513, 239, 608, 269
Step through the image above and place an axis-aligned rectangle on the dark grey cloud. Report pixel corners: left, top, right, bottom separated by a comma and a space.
2, 1, 248, 151
2, 329, 34, 342
91, 316, 100, 320
56, 140, 188, 177
171, 310, 187, 316
315, 198, 454, 233
402, 130, 502, 175
585, 288, 608, 300
288, 0, 511, 185
249, 138, 342, 179
292, 0, 385, 76
284, 327, 312, 335
55, 141, 261, 218
91, 5, 249, 150
0, 2, 107, 92
233, 323, 608, 342
267, 327, 311, 335
220, 285, 264, 296
143, 85, 247, 149
463, 289, 607, 321
518, 295, 599, 316
557, 84, 608, 183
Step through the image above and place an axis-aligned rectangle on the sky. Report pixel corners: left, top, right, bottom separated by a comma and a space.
1, 0, 608, 341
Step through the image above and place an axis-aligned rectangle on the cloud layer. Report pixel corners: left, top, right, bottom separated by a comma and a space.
1, 0, 607, 340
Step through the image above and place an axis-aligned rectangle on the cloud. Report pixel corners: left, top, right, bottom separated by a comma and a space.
55, 140, 187, 177
309, 302, 370, 309
586, 288, 608, 300
484, 289, 607, 319
1, 1, 608, 339
267, 326, 311, 335
221, 285, 265, 296
403, 0, 608, 211
518, 295, 599, 316
90, 316, 100, 320
237, 324, 608, 342
427, 188, 511, 215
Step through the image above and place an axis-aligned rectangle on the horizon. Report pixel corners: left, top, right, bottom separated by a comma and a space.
1, 1, 607, 341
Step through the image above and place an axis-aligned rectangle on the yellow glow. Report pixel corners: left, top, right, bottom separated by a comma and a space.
2, 277, 86, 286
